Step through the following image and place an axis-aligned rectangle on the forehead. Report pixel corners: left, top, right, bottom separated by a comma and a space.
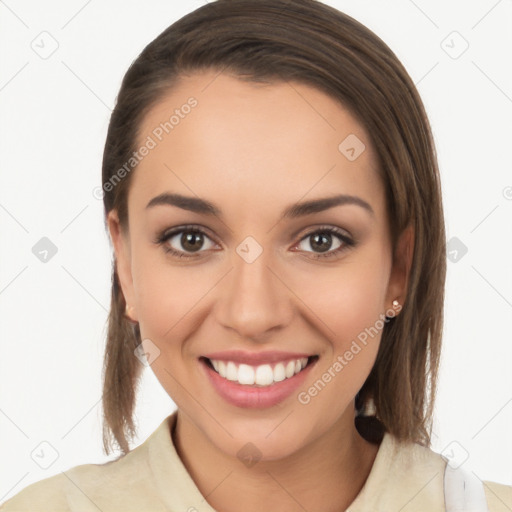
130, 70, 384, 219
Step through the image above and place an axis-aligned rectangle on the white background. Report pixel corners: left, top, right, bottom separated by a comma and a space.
1, 0, 511, 504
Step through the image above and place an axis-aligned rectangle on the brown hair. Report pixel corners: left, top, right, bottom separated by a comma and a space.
101, 0, 446, 455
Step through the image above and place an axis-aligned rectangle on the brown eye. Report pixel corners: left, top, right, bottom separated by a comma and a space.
295, 227, 355, 259
306, 232, 338, 253
180, 231, 205, 252
155, 226, 217, 258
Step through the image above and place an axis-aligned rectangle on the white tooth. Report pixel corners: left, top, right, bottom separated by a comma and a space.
255, 364, 273, 386
273, 363, 286, 382
214, 358, 308, 385
226, 361, 238, 381
285, 360, 295, 378
238, 364, 255, 385
218, 361, 227, 378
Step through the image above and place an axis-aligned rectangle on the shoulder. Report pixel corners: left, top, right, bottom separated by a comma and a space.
372, 433, 512, 511
351, 432, 448, 510
402, 439, 512, 512
381, 431, 447, 478
0, 419, 167, 512
0, 471, 75, 512
0, 454, 149, 512
483, 480, 512, 511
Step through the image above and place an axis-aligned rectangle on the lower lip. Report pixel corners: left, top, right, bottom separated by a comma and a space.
200, 358, 316, 409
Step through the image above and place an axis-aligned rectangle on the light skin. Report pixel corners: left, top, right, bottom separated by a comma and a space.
108, 70, 413, 512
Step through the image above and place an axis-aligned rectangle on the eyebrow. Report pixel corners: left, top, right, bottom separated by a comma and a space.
145, 192, 374, 219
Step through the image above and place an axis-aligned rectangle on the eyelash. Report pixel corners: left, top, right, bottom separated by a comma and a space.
153, 224, 356, 261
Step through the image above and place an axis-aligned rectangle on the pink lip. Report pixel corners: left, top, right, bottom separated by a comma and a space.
200, 356, 317, 409
202, 350, 313, 365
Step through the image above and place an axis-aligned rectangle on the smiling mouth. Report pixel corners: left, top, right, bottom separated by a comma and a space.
200, 355, 319, 387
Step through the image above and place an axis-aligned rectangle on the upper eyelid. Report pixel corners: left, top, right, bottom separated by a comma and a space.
293, 225, 353, 242
159, 225, 219, 244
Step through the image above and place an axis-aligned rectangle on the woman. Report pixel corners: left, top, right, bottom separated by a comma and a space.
2, 0, 511, 510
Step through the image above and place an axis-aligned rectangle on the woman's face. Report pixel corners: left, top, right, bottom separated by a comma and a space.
109, 70, 409, 460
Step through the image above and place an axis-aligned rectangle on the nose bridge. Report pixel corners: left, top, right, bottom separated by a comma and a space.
216, 240, 291, 340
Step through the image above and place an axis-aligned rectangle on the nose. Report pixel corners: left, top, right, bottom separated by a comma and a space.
215, 246, 293, 342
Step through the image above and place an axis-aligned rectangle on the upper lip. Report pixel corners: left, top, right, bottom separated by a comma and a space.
202, 350, 315, 365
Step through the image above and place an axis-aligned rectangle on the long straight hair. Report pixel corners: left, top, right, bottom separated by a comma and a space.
100, 0, 446, 456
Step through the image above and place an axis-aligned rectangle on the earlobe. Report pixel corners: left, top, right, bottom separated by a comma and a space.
107, 210, 138, 322
386, 223, 414, 312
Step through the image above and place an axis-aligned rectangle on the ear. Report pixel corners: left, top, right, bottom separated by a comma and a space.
107, 210, 138, 323
385, 223, 414, 312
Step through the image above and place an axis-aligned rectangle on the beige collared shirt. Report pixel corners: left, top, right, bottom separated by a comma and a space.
2, 411, 511, 511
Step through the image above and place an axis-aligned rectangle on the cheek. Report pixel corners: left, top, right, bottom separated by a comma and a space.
131, 256, 213, 400
292, 260, 390, 345
131, 249, 217, 345
293, 263, 389, 423
303, 272, 385, 388
284, 252, 391, 410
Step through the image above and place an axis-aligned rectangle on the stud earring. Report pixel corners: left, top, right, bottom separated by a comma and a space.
385, 299, 401, 320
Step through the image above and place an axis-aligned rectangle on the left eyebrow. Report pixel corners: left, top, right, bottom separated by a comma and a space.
145, 193, 374, 219
282, 194, 374, 219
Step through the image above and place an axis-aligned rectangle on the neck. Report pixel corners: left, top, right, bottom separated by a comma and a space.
172, 406, 381, 512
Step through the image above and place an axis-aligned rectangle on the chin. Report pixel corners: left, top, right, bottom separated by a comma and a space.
205, 411, 324, 462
